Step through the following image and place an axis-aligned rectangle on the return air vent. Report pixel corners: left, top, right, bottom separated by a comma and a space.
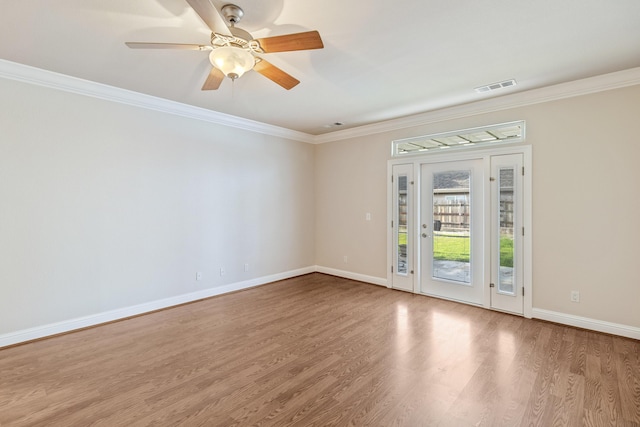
475, 79, 517, 93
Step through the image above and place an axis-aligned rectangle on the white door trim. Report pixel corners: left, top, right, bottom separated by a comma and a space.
387, 145, 532, 318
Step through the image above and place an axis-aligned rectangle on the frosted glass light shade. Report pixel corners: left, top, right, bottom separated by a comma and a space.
209, 46, 255, 80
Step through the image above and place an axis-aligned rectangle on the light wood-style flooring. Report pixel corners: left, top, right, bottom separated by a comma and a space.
1, 273, 639, 426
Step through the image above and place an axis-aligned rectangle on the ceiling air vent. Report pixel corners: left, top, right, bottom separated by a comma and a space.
475, 79, 517, 93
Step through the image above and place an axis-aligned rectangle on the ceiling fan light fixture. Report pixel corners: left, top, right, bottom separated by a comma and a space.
127, 2, 323, 90
209, 46, 255, 80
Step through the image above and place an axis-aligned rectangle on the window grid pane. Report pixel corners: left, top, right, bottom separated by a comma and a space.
432, 170, 471, 283
498, 167, 515, 295
397, 175, 408, 274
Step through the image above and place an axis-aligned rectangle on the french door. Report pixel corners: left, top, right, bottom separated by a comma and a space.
389, 149, 529, 316
420, 159, 484, 304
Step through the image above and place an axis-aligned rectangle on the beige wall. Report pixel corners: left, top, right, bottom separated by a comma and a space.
315, 85, 640, 328
0, 78, 315, 335
1, 71, 638, 340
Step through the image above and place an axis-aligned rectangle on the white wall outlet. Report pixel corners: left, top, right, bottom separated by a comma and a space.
196, 272, 202, 281
366, 213, 371, 221
343, 255, 348, 263
570, 290, 580, 302
220, 267, 225, 276
244, 263, 249, 272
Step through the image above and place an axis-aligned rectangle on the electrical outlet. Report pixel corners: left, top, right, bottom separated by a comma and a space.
366, 213, 371, 221
196, 272, 202, 281
343, 255, 348, 263
244, 263, 249, 272
220, 267, 225, 276
570, 290, 580, 302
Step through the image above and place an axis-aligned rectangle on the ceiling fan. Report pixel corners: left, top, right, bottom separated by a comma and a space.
126, 0, 324, 90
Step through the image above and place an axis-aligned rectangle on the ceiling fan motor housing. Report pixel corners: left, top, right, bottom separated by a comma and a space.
221, 4, 244, 25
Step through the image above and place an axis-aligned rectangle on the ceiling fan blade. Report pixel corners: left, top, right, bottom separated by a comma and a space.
253, 59, 300, 90
185, 0, 232, 36
125, 42, 210, 51
255, 31, 324, 53
202, 67, 225, 90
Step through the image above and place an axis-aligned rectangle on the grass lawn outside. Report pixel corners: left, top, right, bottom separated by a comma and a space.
398, 232, 514, 267
433, 233, 513, 267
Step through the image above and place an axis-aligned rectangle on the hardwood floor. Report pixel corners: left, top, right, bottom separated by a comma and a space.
1, 273, 639, 426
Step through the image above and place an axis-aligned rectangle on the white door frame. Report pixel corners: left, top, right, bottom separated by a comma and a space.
387, 145, 532, 318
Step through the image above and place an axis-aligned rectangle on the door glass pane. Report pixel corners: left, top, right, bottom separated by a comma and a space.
432, 171, 470, 283
498, 168, 515, 295
397, 175, 408, 274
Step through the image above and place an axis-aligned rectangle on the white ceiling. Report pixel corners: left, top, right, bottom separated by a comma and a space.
2, 0, 640, 135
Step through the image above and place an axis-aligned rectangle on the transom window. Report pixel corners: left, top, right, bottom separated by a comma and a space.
392, 121, 525, 157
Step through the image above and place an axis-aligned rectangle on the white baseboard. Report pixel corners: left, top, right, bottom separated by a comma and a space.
314, 266, 388, 287
8, 270, 635, 348
0, 266, 315, 348
532, 308, 640, 340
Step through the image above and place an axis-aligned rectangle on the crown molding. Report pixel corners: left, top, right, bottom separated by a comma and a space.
0, 59, 314, 144
312, 67, 640, 144
2, 59, 639, 146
